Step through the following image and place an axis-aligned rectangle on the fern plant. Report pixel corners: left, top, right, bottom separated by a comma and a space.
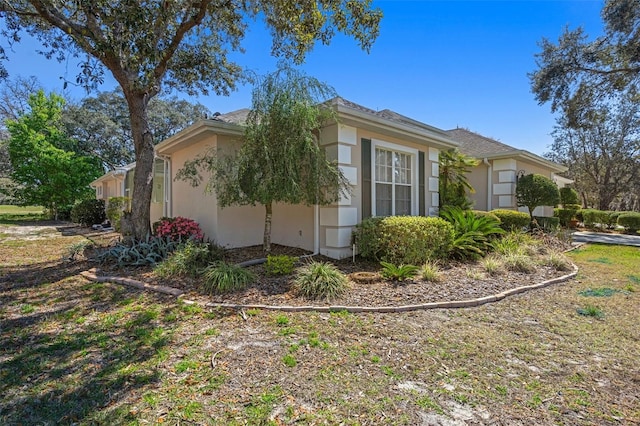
440, 207, 505, 260
380, 261, 420, 281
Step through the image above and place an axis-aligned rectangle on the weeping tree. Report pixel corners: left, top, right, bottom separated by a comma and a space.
439, 148, 480, 210
0, 1, 382, 240
177, 66, 349, 252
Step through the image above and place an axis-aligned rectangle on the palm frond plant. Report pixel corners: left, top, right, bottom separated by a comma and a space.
440, 207, 505, 260
380, 261, 420, 282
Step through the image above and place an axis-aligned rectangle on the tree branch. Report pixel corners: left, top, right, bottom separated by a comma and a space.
153, 0, 213, 83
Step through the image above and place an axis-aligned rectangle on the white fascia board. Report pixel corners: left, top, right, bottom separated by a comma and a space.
155, 119, 244, 155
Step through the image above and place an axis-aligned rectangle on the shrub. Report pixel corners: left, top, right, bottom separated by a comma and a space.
491, 209, 530, 231
201, 261, 255, 294
354, 216, 454, 265
515, 173, 560, 219
71, 199, 106, 226
554, 206, 580, 227
604, 211, 621, 229
472, 210, 501, 223
542, 252, 572, 271
265, 254, 298, 275
380, 261, 420, 281
441, 207, 505, 260
421, 260, 441, 282
154, 240, 222, 278
503, 252, 536, 273
153, 216, 204, 242
294, 261, 349, 300
559, 187, 579, 206
47, 204, 72, 221
352, 216, 384, 260
581, 209, 609, 229
618, 212, 640, 233
533, 216, 559, 232
106, 196, 130, 231
97, 235, 179, 266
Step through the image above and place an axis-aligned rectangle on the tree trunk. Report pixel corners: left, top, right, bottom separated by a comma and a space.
264, 202, 272, 254
124, 92, 155, 241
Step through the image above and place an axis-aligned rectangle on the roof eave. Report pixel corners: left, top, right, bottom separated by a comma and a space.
480, 150, 567, 173
155, 119, 244, 155
334, 103, 459, 150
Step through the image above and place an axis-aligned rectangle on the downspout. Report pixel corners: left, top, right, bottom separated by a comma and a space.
313, 203, 320, 255
483, 158, 492, 211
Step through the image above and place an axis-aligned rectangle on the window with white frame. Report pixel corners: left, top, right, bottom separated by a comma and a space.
373, 141, 417, 216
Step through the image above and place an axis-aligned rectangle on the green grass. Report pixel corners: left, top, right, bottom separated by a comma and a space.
0, 205, 46, 222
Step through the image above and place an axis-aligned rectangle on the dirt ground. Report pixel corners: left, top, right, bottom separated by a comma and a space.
1, 221, 638, 425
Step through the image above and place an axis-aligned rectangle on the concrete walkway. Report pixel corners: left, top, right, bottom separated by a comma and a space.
572, 231, 640, 247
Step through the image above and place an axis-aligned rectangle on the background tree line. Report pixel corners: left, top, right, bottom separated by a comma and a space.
531, 0, 640, 212
0, 75, 210, 210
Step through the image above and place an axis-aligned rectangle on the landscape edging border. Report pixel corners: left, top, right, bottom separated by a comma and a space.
79, 264, 579, 313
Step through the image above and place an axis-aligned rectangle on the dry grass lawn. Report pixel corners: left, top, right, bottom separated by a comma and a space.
0, 222, 638, 425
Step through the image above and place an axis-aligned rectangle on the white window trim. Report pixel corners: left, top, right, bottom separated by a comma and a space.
371, 139, 419, 217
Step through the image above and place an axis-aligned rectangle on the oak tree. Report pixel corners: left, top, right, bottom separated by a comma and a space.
0, 1, 382, 239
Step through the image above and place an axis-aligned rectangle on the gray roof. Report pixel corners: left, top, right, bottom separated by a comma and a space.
212, 108, 250, 125
332, 97, 452, 139
445, 128, 520, 158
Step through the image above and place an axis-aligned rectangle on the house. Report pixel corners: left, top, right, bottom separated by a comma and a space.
444, 128, 570, 217
90, 162, 135, 204
150, 98, 458, 259
92, 98, 569, 259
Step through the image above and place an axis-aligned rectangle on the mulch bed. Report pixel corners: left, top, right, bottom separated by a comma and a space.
94, 236, 575, 308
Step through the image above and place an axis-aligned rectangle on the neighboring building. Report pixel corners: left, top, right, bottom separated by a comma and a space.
92, 99, 570, 258
90, 162, 135, 204
445, 128, 570, 217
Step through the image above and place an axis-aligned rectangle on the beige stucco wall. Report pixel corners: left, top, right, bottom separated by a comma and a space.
167, 133, 315, 251
467, 163, 489, 211
169, 134, 220, 241
317, 124, 442, 259
491, 157, 559, 217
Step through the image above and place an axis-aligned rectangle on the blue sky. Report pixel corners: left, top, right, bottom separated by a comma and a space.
2, 1, 604, 156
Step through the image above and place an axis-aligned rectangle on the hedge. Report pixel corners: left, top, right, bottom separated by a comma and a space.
354, 216, 455, 265
71, 199, 106, 226
618, 212, 640, 233
490, 209, 530, 231
582, 209, 609, 229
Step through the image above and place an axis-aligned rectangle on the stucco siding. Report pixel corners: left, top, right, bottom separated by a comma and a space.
467, 164, 488, 211
169, 135, 219, 241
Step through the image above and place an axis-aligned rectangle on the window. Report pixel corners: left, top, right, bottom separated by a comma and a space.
152, 158, 165, 203
96, 186, 103, 197
373, 142, 417, 216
